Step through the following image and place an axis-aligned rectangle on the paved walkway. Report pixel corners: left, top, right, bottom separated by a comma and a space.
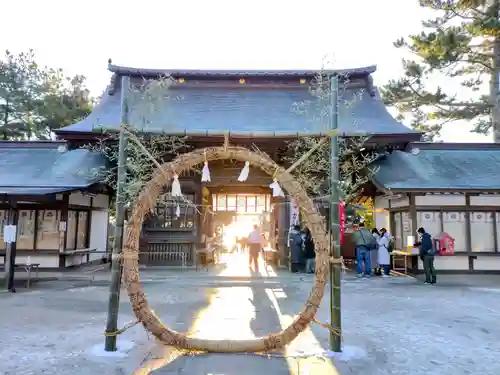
0, 253, 499, 374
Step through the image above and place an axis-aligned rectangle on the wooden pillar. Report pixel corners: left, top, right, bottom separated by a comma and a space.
388, 199, 396, 236
465, 194, 473, 271
493, 211, 499, 253
86, 198, 93, 264
4, 199, 19, 292
193, 183, 203, 264
275, 197, 288, 267
58, 194, 69, 268
33, 208, 39, 251
204, 189, 214, 238
408, 194, 418, 234
86, 197, 93, 248
408, 194, 419, 274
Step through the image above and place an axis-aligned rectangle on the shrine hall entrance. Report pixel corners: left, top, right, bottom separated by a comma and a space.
139, 159, 282, 267
210, 193, 273, 253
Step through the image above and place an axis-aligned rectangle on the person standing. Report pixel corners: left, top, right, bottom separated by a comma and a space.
371, 228, 381, 275
377, 228, 391, 277
289, 225, 304, 273
352, 222, 377, 277
417, 227, 436, 284
380, 228, 391, 240
302, 227, 316, 274
247, 224, 262, 273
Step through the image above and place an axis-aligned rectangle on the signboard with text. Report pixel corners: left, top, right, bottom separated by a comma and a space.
288, 199, 300, 246
339, 201, 346, 247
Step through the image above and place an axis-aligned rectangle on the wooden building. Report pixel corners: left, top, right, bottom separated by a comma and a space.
3, 63, 497, 273
371, 142, 500, 273
0, 141, 111, 270
54, 63, 422, 267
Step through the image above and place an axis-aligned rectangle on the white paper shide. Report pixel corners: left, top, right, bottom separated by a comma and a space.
171, 174, 183, 197
269, 179, 284, 197
237, 161, 250, 182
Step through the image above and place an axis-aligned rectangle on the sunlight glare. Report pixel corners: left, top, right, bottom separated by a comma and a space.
264, 289, 341, 375
221, 215, 259, 250
135, 253, 340, 374
189, 286, 256, 340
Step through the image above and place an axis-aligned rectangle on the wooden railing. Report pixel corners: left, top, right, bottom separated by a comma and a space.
145, 242, 194, 266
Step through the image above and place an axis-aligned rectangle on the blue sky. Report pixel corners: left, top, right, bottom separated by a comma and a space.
1, 0, 491, 142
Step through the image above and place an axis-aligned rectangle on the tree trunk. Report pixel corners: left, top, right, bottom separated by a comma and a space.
3, 105, 9, 140
491, 0, 500, 143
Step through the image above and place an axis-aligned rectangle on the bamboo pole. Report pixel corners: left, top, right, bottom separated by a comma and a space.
329, 75, 342, 352
104, 75, 130, 351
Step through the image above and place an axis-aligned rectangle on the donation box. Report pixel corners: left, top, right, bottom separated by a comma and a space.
433, 232, 455, 256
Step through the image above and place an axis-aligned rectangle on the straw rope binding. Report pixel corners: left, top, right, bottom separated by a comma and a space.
122, 145, 331, 352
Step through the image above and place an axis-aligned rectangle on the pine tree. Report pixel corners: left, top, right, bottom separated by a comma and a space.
0, 49, 93, 140
381, 0, 500, 142
36, 71, 93, 140
0, 50, 42, 140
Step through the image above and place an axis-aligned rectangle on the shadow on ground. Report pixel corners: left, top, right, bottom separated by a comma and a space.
146, 269, 290, 374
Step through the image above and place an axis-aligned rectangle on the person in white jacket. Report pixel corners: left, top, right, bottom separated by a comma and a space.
377, 228, 391, 277
248, 224, 262, 273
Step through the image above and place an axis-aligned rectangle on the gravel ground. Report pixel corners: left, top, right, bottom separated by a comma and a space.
0, 259, 498, 375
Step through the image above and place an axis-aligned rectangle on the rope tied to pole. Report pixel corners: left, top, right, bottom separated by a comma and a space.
104, 320, 140, 337
328, 256, 344, 264
311, 318, 342, 340
111, 253, 140, 261
328, 256, 347, 272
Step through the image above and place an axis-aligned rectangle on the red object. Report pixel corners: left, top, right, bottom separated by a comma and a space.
433, 232, 455, 256
339, 201, 346, 246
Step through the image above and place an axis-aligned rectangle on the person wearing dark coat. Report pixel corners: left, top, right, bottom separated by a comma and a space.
302, 227, 316, 273
416, 227, 436, 284
289, 225, 303, 273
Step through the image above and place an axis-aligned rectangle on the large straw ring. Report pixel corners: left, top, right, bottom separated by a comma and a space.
122, 146, 330, 352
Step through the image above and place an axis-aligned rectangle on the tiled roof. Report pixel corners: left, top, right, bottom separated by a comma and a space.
107, 64, 378, 78
57, 86, 419, 137
0, 143, 107, 195
372, 146, 500, 191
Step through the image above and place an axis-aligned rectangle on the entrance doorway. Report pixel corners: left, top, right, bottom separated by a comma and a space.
210, 193, 273, 270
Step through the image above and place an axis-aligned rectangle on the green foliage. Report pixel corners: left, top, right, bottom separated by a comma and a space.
0, 49, 93, 140
283, 136, 379, 204
37, 72, 93, 139
84, 76, 190, 209
283, 71, 379, 204
381, 0, 499, 140
355, 199, 375, 228
87, 132, 190, 209
356, 208, 374, 227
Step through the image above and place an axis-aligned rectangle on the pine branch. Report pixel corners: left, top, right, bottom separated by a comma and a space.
382, 0, 500, 138
283, 69, 379, 205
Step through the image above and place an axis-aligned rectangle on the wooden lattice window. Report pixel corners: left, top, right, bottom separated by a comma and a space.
151, 194, 196, 229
